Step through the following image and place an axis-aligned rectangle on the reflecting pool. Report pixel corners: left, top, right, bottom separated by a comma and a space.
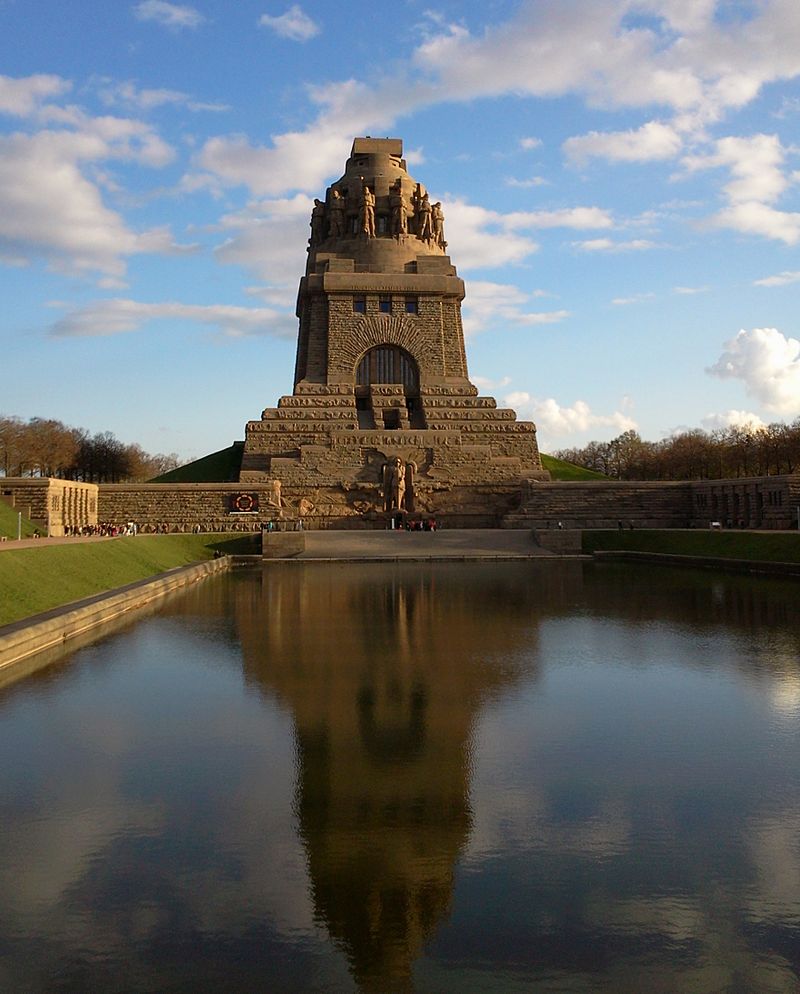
1, 562, 800, 993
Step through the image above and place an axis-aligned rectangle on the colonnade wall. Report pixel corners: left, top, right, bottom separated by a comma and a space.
1, 479, 98, 536
506, 475, 800, 530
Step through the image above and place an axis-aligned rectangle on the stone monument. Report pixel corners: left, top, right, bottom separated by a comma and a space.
239, 137, 548, 525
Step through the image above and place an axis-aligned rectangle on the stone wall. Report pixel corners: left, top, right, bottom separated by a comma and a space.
1, 478, 98, 536
506, 475, 800, 530
96, 474, 800, 532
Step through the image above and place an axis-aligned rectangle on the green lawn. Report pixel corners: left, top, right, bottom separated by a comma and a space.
583, 529, 800, 563
541, 454, 607, 481
153, 442, 244, 483
0, 533, 258, 627
0, 499, 41, 540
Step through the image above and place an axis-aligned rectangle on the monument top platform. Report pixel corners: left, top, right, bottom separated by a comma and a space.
350, 137, 403, 157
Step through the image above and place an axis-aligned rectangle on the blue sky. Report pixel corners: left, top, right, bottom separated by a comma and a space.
1, 0, 799, 463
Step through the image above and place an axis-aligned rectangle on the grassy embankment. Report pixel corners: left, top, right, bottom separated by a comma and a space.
0, 499, 41, 540
0, 533, 258, 628
540, 454, 607, 481
153, 442, 244, 483
584, 529, 800, 563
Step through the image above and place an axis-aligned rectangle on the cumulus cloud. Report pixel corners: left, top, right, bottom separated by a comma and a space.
573, 238, 656, 252
133, 1, 206, 30
701, 409, 767, 431
258, 6, 320, 42
682, 133, 800, 244
564, 121, 683, 166
412, 0, 800, 123
504, 392, 637, 444
754, 270, 800, 287
707, 327, 800, 416
519, 136, 541, 150
461, 281, 567, 336
212, 193, 313, 285
0, 122, 186, 277
439, 200, 612, 271
0, 73, 70, 117
47, 298, 292, 338
440, 200, 539, 270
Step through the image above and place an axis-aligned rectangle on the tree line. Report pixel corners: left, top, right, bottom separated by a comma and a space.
553, 421, 800, 481
0, 415, 179, 482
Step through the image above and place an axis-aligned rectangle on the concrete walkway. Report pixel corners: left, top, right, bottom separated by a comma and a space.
0, 535, 114, 552
282, 528, 555, 560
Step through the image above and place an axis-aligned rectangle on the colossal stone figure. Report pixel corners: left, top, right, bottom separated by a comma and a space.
384, 456, 406, 511
417, 192, 433, 243
359, 182, 376, 238
390, 179, 408, 237
432, 201, 445, 249
310, 199, 326, 245
328, 188, 345, 238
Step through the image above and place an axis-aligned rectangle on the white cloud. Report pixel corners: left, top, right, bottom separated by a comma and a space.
504, 392, 637, 444
440, 200, 612, 271
707, 327, 800, 416
564, 121, 683, 166
133, 1, 206, 30
682, 133, 800, 244
572, 238, 656, 252
95, 79, 229, 114
754, 270, 800, 287
47, 298, 292, 338
0, 74, 70, 117
0, 125, 186, 277
673, 284, 710, 294
440, 200, 539, 270
504, 206, 613, 230
462, 281, 567, 336
472, 374, 512, 391
411, 0, 800, 123
701, 410, 767, 431
505, 176, 548, 188
212, 193, 313, 285
520, 136, 541, 150
611, 292, 655, 306
258, 6, 320, 42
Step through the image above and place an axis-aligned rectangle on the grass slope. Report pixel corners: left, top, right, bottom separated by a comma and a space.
0, 499, 40, 540
153, 442, 244, 483
0, 533, 257, 627
584, 529, 800, 563
541, 454, 607, 481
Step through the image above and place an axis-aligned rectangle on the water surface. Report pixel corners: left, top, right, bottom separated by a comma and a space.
1, 562, 799, 993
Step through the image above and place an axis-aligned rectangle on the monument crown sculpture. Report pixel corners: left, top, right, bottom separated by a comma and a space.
239, 137, 548, 525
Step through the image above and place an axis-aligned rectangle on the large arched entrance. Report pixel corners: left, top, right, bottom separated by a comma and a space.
355, 346, 425, 428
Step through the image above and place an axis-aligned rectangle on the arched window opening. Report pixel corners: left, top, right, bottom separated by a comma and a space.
356, 346, 419, 393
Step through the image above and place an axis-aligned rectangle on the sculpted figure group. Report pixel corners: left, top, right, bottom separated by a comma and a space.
309, 179, 445, 249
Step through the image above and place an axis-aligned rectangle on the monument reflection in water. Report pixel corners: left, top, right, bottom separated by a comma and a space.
1, 562, 800, 993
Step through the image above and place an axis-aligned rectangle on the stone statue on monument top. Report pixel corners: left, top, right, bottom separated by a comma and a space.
328, 188, 345, 238
359, 182, 376, 238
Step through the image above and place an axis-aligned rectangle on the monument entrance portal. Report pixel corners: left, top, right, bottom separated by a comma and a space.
239, 137, 548, 526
